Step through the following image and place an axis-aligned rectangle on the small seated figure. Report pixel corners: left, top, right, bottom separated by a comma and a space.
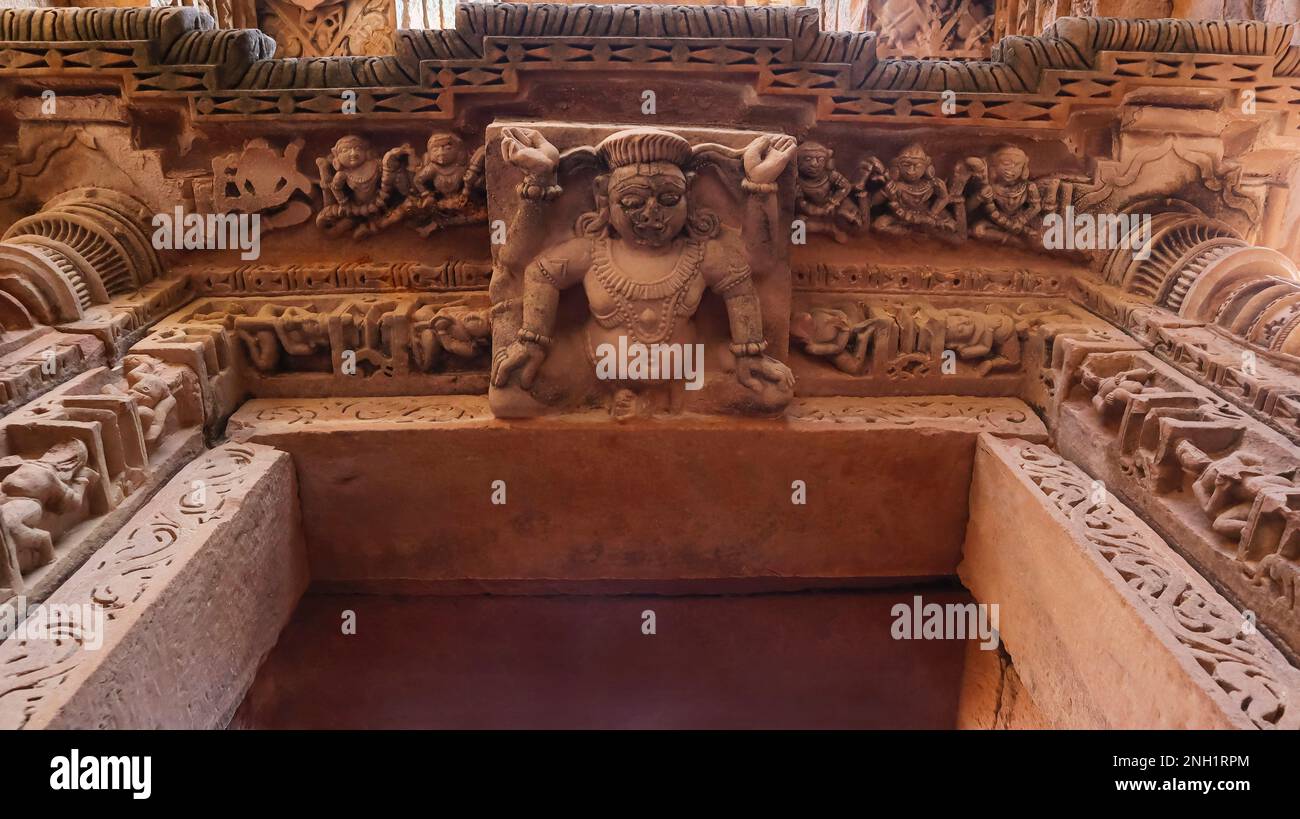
381, 133, 488, 237
867, 143, 961, 240
317, 136, 401, 238
965, 145, 1042, 245
0, 440, 98, 573
794, 142, 861, 243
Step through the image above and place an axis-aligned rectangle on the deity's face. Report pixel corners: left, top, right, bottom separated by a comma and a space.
991, 148, 1028, 184
427, 136, 465, 167
894, 151, 930, 184
333, 138, 369, 171
606, 163, 689, 248
797, 148, 829, 179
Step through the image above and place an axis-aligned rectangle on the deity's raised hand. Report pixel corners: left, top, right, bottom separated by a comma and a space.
500, 127, 559, 177
743, 134, 798, 185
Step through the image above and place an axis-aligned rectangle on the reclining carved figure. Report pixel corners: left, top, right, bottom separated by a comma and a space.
0, 439, 98, 575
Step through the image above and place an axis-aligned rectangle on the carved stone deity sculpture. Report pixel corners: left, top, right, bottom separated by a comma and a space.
487, 124, 797, 418
962, 145, 1043, 244
864, 143, 962, 240
317, 136, 395, 238
794, 142, 862, 243
378, 133, 488, 237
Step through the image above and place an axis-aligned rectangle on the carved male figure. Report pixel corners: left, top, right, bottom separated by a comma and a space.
316, 136, 393, 237
408, 302, 491, 372
490, 126, 797, 415
380, 133, 488, 237
963, 145, 1042, 244
1175, 442, 1293, 543
790, 306, 896, 375
1081, 365, 1154, 417
913, 306, 1021, 375
865, 143, 961, 239
104, 362, 180, 450
794, 142, 861, 243
233, 304, 330, 373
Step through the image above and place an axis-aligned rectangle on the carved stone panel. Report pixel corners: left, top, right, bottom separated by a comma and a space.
485, 121, 797, 419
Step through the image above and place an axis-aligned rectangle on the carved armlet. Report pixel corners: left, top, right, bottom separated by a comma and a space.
712, 265, 753, 299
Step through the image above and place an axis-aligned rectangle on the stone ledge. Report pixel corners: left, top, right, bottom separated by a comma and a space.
0, 442, 307, 729
960, 434, 1300, 729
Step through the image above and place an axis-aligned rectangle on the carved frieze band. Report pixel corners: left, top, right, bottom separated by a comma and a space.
187, 260, 492, 296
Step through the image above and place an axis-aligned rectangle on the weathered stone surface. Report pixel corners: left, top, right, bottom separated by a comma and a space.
0, 442, 307, 729
0, 0, 1298, 732
956, 641, 1050, 730
961, 434, 1300, 729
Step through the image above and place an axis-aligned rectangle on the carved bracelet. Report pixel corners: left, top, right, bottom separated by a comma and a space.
518, 176, 563, 201
730, 340, 768, 357
516, 328, 552, 348
741, 179, 778, 195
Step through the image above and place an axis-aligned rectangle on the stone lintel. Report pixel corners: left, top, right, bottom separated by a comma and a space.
226, 395, 1043, 589
960, 434, 1300, 729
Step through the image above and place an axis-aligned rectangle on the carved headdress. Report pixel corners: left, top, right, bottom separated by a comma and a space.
562, 127, 747, 175
596, 128, 694, 170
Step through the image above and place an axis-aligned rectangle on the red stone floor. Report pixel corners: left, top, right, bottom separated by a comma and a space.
232, 587, 971, 729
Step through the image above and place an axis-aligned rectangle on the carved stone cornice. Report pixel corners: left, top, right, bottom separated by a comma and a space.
1, 6, 1299, 132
